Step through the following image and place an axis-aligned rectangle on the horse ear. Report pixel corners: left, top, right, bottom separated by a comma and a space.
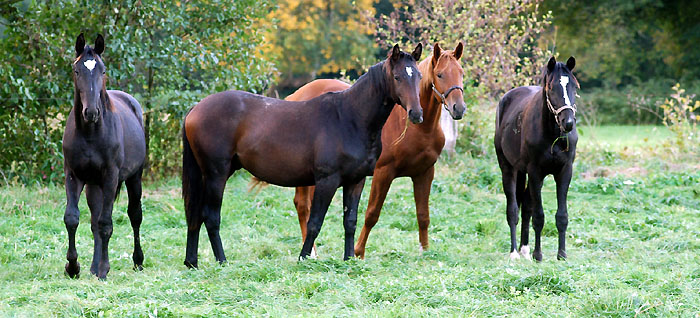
390, 44, 400, 62
566, 56, 575, 71
432, 43, 441, 65
94, 34, 105, 55
411, 43, 422, 62
453, 42, 463, 60
75, 33, 85, 57
547, 56, 556, 73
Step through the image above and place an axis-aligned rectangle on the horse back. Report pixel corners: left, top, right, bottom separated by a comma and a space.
285, 79, 350, 102
107, 90, 144, 126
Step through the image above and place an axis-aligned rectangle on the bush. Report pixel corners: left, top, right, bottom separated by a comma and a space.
0, 1, 277, 184
577, 79, 700, 126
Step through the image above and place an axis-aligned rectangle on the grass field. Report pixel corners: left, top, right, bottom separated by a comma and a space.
1, 125, 698, 317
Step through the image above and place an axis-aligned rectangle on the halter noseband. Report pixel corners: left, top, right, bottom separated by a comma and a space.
546, 94, 577, 117
431, 83, 463, 111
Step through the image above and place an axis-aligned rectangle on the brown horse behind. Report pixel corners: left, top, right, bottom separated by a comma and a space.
291, 43, 466, 258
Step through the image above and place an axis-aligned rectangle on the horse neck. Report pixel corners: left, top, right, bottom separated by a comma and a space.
417, 80, 442, 133
339, 62, 394, 131
539, 89, 560, 137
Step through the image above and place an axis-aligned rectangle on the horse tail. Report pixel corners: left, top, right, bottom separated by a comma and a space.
182, 118, 204, 229
247, 177, 269, 194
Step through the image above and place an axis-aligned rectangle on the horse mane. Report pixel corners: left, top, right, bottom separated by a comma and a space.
417, 53, 434, 94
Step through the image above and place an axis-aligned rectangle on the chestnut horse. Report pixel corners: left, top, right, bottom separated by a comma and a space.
494, 56, 578, 261
291, 43, 466, 258
181, 44, 423, 267
63, 34, 146, 279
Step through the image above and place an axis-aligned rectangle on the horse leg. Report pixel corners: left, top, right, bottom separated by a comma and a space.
342, 178, 365, 260
64, 171, 84, 278
527, 169, 545, 262
85, 184, 104, 276
184, 210, 203, 269
125, 171, 144, 271
202, 173, 229, 265
501, 167, 519, 260
412, 166, 435, 252
96, 171, 119, 279
354, 166, 395, 259
294, 186, 317, 258
554, 165, 572, 260
300, 174, 340, 260
516, 171, 531, 260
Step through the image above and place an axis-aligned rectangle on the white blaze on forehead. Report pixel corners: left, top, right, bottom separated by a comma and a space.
84, 59, 96, 72
560, 76, 571, 106
405, 66, 413, 77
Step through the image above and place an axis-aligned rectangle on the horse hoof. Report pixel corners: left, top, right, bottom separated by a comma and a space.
533, 251, 543, 262
65, 262, 80, 279
509, 251, 520, 260
184, 260, 198, 269
557, 251, 567, 260
133, 264, 144, 272
353, 246, 365, 259
519, 245, 532, 261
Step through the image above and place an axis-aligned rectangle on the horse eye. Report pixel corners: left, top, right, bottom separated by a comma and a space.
74, 70, 79, 75
102, 71, 106, 75
394, 75, 400, 81
437, 73, 442, 78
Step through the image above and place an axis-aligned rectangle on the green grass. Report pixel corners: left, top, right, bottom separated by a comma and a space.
1, 125, 699, 317
578, 125, 673, 150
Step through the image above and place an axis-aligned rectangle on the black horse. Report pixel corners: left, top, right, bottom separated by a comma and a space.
62, 33, 147, 279
181, 44, 423, 267
494, 56, 578, 262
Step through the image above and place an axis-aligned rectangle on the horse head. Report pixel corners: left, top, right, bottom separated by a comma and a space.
429, 42, 466, 120
386, 43, 423, 124
73, 33, 107, 124
544, 56, 578, 133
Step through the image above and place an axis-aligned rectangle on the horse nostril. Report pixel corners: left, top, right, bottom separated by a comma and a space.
564, 118, 574, 131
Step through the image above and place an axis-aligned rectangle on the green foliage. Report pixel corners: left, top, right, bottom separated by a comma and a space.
375, 0, 552, 98
0, 0, 276, 184
542, 0, 700, 88
659, 84, 700, 152
0, 126, 699, 316
265, 0, 379, 89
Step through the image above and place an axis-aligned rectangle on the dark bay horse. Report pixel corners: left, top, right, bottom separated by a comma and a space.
182, 44, 423, 267
494, 56, 578, 262
290, 43, 466, 258
63, 34, 146, 279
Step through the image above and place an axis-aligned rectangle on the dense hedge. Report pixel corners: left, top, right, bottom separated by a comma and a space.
0, 1, 276, 184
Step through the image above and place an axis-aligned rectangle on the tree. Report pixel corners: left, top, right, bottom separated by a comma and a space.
264, 0, 379, 89
542, 0, 700, 87
375, 0, 552, 98
0, 0, 277, 184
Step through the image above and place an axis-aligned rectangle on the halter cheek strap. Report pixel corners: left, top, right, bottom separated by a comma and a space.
546, 95, 577, 117
432, 83, 464, 111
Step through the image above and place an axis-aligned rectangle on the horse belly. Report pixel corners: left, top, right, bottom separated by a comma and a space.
237, 145, 315, 187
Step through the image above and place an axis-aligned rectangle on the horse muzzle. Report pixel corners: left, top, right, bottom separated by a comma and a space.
408, 109, 423, 124
83, 108, 100, 123
562, 117, 575, 133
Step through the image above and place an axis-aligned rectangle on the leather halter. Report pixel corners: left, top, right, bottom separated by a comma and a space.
431, 83, 463, 111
